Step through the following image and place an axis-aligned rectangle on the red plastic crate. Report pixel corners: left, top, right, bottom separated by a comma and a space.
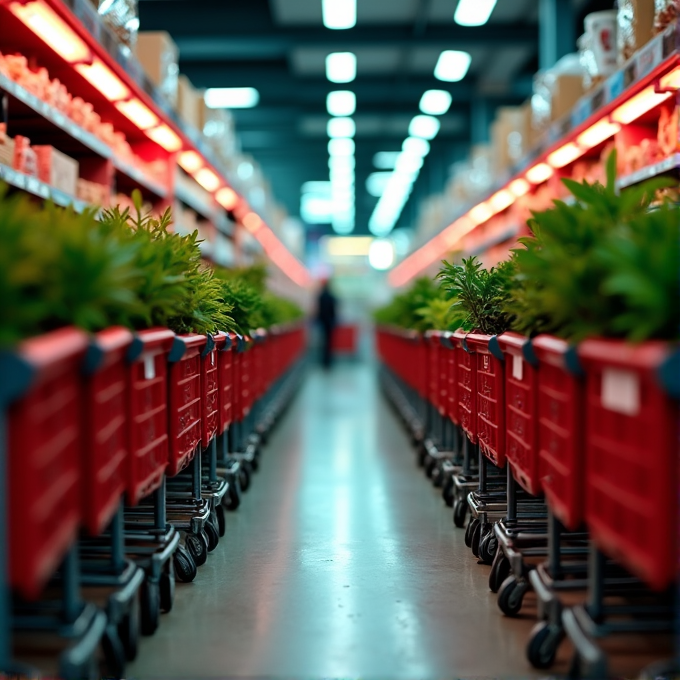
441, 333, 459, 425
200, 334, 220, 448
452, 330, 477, 443
579, 339, 679, 591
126, 328, 174, 504
425, 331, 441, 411
81, 327, 133, 536
498, 333, 540, 494
467, 333, 505, 467
3, 327, 88, 599
217, 333, 234, 434
167, 334, 206, 476
232, 336, 243, 423
437, 333, 449, 417
533, 335, 584, 530
332, 324, 358, 353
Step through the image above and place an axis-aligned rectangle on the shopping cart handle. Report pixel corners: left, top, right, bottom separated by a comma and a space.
0, 352, 34, 406
201, 334, 215, 358
657, 347, 680, 400
488, 335, 504, 362
522, 339, 539, 368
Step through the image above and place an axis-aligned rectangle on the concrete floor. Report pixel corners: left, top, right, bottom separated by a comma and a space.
127, 362, 548, 679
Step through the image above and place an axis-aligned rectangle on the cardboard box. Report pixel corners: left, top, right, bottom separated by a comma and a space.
618, 0, 655, 63
33, 146, 79, 196
135, 31, 179, 106
491, 106, 531, 173
0, 124, 15, 167
551, 74, 585, 122
177, 75, 201, 130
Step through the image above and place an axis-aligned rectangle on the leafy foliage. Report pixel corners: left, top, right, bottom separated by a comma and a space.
437, 256, 515, 335
507, 151, 679, 341
373, 277, 451, 331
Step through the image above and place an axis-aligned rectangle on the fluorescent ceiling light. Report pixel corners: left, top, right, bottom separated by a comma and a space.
454, 0, 497, 26
301, 194, 333, 223
373, 151, 400, 169
326, 52, 357, 83
369, 239, 395, 270
402, 137, 430, 158
324, 236, 373, 257
327, 90, 356, 116
419, 90, 452, 115
395, 153, 423, 174
408, 115, 440, 140
332, 219, 355, 235
322, 0, 356, 30
328, 137, 355, 156
329, 155, 356, 170
434, 51, 472, 82
302, 181, 332, 196
205, 87, 259, 109
366, 172, 392, 197
327, 117, 356, 138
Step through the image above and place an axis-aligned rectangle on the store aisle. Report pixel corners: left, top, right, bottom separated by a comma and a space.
128, 362, 542, 679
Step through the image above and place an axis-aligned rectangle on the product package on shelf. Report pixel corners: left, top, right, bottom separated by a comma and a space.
97, 0, 139, 48
0, 123, 15, 166
532, 54, 585, 134
198, 104, 238, 166
658, 103, 680, 156
77, 178, 110, 206
177, 74, 201, 130
135, 31, 179, 106
12, 135, 37, 177
578, 10, 619, 90
33, 146, 79, 195
618, 0, 656, 64
491, 106, 531, 174
654, 0, 679, 31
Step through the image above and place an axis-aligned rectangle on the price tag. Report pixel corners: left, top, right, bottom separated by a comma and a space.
211, 352, 215, 366
143, 355, 156, 380
602, 368, 640, 416
512, 354, 523, 381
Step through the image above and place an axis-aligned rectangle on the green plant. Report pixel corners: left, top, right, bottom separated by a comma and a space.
507, 151, 678, 341
437, 256, 515, 335
373, 277, 447, 330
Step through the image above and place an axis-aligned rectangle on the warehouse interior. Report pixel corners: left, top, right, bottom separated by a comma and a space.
0, 0, 678, 678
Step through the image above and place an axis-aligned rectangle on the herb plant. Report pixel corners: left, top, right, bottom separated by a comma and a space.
437, 256, 515, 335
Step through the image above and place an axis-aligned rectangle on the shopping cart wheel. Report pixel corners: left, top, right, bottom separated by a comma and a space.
215, 503, 226, 537
526, 621, 562, 669
173, 545, 197, 583
497, 575, 528, 617
425, 456, 437, 479
442, 477, 454, 507
118, 592, 140, 660
224, 480, 241, 510
478, 531, 498, 564
204, 519, 219, 552
102, 623, 126, 678
453, 498, 467, 528
464, 517, 478, 548
186, 532, 207, 567
160, 560, 175, 612
471, 522, 483, 558
140, 579, 160, 635
489, 550, 511, 593
239, 465, 251, 492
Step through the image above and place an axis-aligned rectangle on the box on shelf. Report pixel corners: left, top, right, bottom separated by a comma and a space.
491, 106, 530, 173
12, 136, 37, 177
618, 0, 656, 64
77, 178, 110, 206
97, 0, 139, 48
198, 103, 237, 163
177, 75, 201, 130
654, 0, 679, 32
33, 146, 79, 195
135, 31, 179, 106
532, 54, 585, 131
0, 124, 15, 167
658, 103, 679, 156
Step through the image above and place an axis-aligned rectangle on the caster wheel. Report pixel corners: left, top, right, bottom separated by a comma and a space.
102, 624, 126, 678
471, 522, 483, 558
160, 561, 175, 612
479, 531, 498, 565
173, 545, 197, 583
464, 517, 477, 547
238, 465, 251, 492
186, 531, 207, 567
140, 579, 160, 635
204, 519, 219, 552
489, 551, 511, 593
118, 593, 140, 660
417, 446, 427, 468
424, 457, 436, 479
215, 503, 226, 537
526, 621, 563, 669
442, 477, 454, 507
497, 575, 529, 617
224, 479, 241, 510
431, 464, 444, 488
453, 498, 467, 528
250, 454, 260, 472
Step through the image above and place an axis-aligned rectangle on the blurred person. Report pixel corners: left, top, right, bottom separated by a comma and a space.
316, 278, 337, 369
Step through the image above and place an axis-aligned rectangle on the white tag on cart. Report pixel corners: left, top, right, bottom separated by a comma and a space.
211, 352, 215, 366
512, 354, 523, 381
143, 355, 156, 380
602, 369, 640, 416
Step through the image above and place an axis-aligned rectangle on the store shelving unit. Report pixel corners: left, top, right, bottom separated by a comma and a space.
390, 21, 680, 288
0, 0, 309, 287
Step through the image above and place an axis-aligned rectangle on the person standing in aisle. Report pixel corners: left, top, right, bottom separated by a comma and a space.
316, 278, 338, 370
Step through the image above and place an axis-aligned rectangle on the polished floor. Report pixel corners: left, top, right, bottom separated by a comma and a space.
127, 361, 547, 679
